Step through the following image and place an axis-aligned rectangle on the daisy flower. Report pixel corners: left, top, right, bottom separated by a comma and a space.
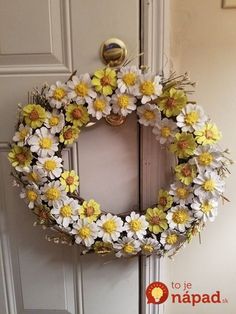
166, 206, 193, 232
191, 196, 218, 222
92, 68, 117, 96
111, 92, 137, 116
170, 132, 197, 159
23, 104, 46, 129
113, 237, 140, 258
51, 196, 79, 228
78, 199, 101, 222
46, 81, 68, 109
28, 127, 58, 157
117, 65, 141, 95
40, 180, 66, 207
44, 109, 65, 134
152, 118, 178, 144
37, 156, 63, 179
157, 189, 173, 211
191, 145, 223, 171
87, 95, 111, 120
65, 104, 89, 127
140, 237, 160, 255
138, 73, 162, 104
160, 230, 184, 250
96, 213, 123, 243
67, 73, 96, 104
20, 184, 41, 209
157, 88, 187, 117
60, 170, 79, 193
8, 145, 32, 172
175, 163, 197, 185
137, 103, 161, 127
145, 207, 168, 234
13, 124, 32, 146
22, 166, 47, 186
193, 171, 225, 199
194, 122, 221, 145
170, 182, 194, 205
124, 211, 148, 239
71, 218, 98, 247
176, 104, 207, 132
59, 126, 80, 145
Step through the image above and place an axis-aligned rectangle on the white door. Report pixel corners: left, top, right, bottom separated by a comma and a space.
0, 1, 164, 314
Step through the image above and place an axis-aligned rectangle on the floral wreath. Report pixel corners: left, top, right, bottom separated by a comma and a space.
8, 64, 232, 259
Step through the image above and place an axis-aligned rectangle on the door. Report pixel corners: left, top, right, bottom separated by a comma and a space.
0, 1, 143, 313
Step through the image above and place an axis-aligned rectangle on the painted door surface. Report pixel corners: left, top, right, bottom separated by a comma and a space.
0, 1, 140, 313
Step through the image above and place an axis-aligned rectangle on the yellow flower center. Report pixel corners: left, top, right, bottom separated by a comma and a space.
93, 99, 106, 111
140, 80, 155, 96
29, 109, 39, 121
198, 152, 213, 166
130, 219, 142, 232
39, 137, 52, 149
19, 128, 29, 140
66, 176, 75, 185
49, 116, 59, 126
53, 88, 66, 100
44, 160, 57, 171
142, 244, 154, 254
143, 110, 155, 121
78, 226, 91, 239
85, 206, 95, 217
60, 205, 72, 217
166, 234, 178, 245
46, 187, 60, 201
28, 171, 39, 182
161, 126, 171, 137
103, 220, 116, 234
176, 187, 188, 199
203, 179, 215, 191
185, 111, 199, 125
75, 83, 88, 97
201, 202, 213, 213
172, 209, 189, 224
117, 95, 130, 108
101, 75, 111, 86
122, 73, 136, 86
123, 244, 135, 254
27, 190, 37, 202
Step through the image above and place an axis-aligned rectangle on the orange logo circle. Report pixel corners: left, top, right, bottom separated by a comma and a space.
146, 281, 169, 304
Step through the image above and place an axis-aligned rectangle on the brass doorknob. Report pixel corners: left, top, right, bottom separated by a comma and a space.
100, 38, 127, 67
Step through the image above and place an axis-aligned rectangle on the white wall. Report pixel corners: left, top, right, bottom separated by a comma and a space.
163, 1, 236, 313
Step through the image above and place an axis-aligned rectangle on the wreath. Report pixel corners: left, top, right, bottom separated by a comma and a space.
8, 64, 232, 258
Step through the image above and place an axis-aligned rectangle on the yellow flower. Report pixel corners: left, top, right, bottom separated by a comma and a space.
145, 207, 168, 234
92, 68, 117, 95
65, 104, 89, 127
93, 241, 113, 254
157, 88, 187, 117
23, 104, 46, 129
79, 199, 101, 222
8, 145, 32, 172
59, 126, 80, 145
157, 189, 173, 211
170, 132, 197, 159
175, 163, 197, 185
60, 170, 79, 193
194, 123, 221, 145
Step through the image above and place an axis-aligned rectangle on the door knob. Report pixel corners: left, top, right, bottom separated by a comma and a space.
100, 38, 127, 67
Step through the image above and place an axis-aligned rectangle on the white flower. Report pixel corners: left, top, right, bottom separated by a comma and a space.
191, 196, 218, 222
111, 91, 137, 116
40, 180, 67, 207
124, 211, 148, 239
51, 196, 79, 228
137, 103, 161, 126
190, 145, 223, 171
20, 184, 41, 209
170, 182, 194, 205
13, 124, 32, 146
113, 237, 140, 257
193, 171, 225, 199
140, 237, 160, 255
160, 230, 185, 250
67, 73, 96, 104
138, 73, 162, 104
36, 156, 63, 179
176, 104, 208, 132
28, 127, 58, 157
152, 118, 178, 144
166, 205, 194, 232
46, 81, 69, 109
22, 166, 47, 186
71, 218, 98, 247
44, 109, 65, 134
87, 95, 111, 120
96, 213, 123, 242
117, 66, 141, 95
